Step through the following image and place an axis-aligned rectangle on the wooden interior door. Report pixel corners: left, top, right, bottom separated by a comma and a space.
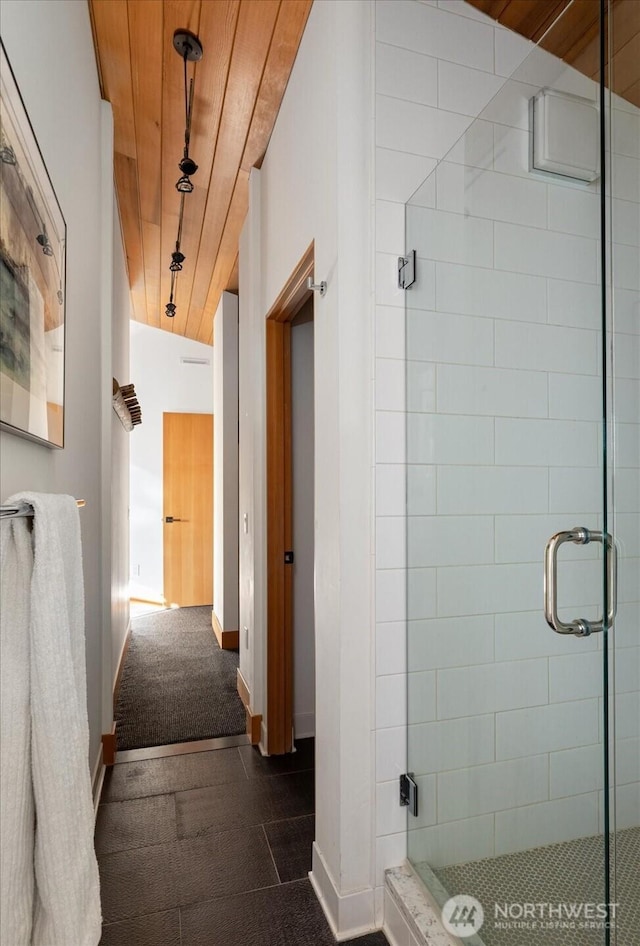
163, 412, 214, 607
266, 320, 293, 754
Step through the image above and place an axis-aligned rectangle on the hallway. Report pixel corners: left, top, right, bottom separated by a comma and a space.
96, 740, 389, 946
115, 606, 246, 750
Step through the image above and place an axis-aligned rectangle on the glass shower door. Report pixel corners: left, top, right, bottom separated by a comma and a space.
404, 2, 638, 943
607, 1, 640, 941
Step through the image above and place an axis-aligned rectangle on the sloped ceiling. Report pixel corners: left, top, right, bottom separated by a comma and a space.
92, 0, 637, 345
466, 0, 639, 108
89, 0, 312, 344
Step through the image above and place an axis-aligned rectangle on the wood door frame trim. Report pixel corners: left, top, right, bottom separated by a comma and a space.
265, 242, 314, 323
265, 241, 314, 755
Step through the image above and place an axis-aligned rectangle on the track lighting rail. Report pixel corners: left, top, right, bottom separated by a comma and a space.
165, 29, 203, 320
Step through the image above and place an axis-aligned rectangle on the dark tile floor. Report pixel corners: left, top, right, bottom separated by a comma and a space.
97, 739, 388, 946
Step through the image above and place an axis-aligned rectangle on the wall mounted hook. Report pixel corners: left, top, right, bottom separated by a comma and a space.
306, 275, 327, 297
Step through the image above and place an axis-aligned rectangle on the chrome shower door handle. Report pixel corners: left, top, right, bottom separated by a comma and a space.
544, 527, 617, 637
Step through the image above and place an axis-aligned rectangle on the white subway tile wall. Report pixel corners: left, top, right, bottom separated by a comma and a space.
494, 793, 600, 855
376, 0, 495, 72
437, 755, 549, 823
373, 0, 640, 884
614, 783, 640, 830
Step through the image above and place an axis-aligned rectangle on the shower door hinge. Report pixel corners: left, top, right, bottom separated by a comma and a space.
399, 772, 418, 817
398, 250, 416, 290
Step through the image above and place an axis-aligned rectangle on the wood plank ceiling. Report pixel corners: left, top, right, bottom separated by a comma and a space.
89, 0, 312, 344
466, 0, 639, 109
92, 0, 637, 346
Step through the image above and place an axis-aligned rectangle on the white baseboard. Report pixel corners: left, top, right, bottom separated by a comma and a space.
294, 711, 315, 739
113, 618, 131, 698
91, 743, 105, 819
309, 842, 376, 941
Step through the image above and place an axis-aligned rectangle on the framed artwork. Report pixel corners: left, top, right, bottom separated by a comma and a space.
0, 40, 66, 448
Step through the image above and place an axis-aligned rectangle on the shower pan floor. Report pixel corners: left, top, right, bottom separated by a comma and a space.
420, 827, 640, 946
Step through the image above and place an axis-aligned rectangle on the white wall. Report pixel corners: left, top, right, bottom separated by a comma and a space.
238, 169, 265, 719
129, 322, 213, 600
110, 192, 131, 681
372, 0, 639, 900
0, 0, 130, 771
238, 0, 375, 936
98, 104, 132, 724
213, 292, 239, 632
291, 304, 316, 738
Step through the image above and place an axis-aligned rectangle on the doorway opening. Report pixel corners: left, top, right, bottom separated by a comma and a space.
121, 325, 245, 756
265, 243, 316, 755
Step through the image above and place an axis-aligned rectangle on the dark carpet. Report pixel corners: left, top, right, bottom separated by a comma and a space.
115, 606, 246, 750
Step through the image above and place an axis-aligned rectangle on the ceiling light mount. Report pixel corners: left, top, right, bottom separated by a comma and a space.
170, 250, 185, 272
172, 30, 203, 62
179, 154, 198, 177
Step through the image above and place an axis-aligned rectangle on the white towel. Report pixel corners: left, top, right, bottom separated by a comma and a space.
0, 493, 101, 946
0, 509, 35, 944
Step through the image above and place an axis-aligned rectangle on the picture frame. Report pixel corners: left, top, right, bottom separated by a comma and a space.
0, 40, 66, 448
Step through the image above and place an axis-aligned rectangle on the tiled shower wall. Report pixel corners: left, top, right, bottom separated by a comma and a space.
373, 0, 639, 891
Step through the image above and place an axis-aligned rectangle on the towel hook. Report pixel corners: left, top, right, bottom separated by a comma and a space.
306, 275, 327, 297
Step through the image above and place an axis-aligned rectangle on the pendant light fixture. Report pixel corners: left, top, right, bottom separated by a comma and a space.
165, 28, 203, 319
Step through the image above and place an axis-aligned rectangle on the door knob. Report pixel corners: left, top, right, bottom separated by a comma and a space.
165, 516, 186, 523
